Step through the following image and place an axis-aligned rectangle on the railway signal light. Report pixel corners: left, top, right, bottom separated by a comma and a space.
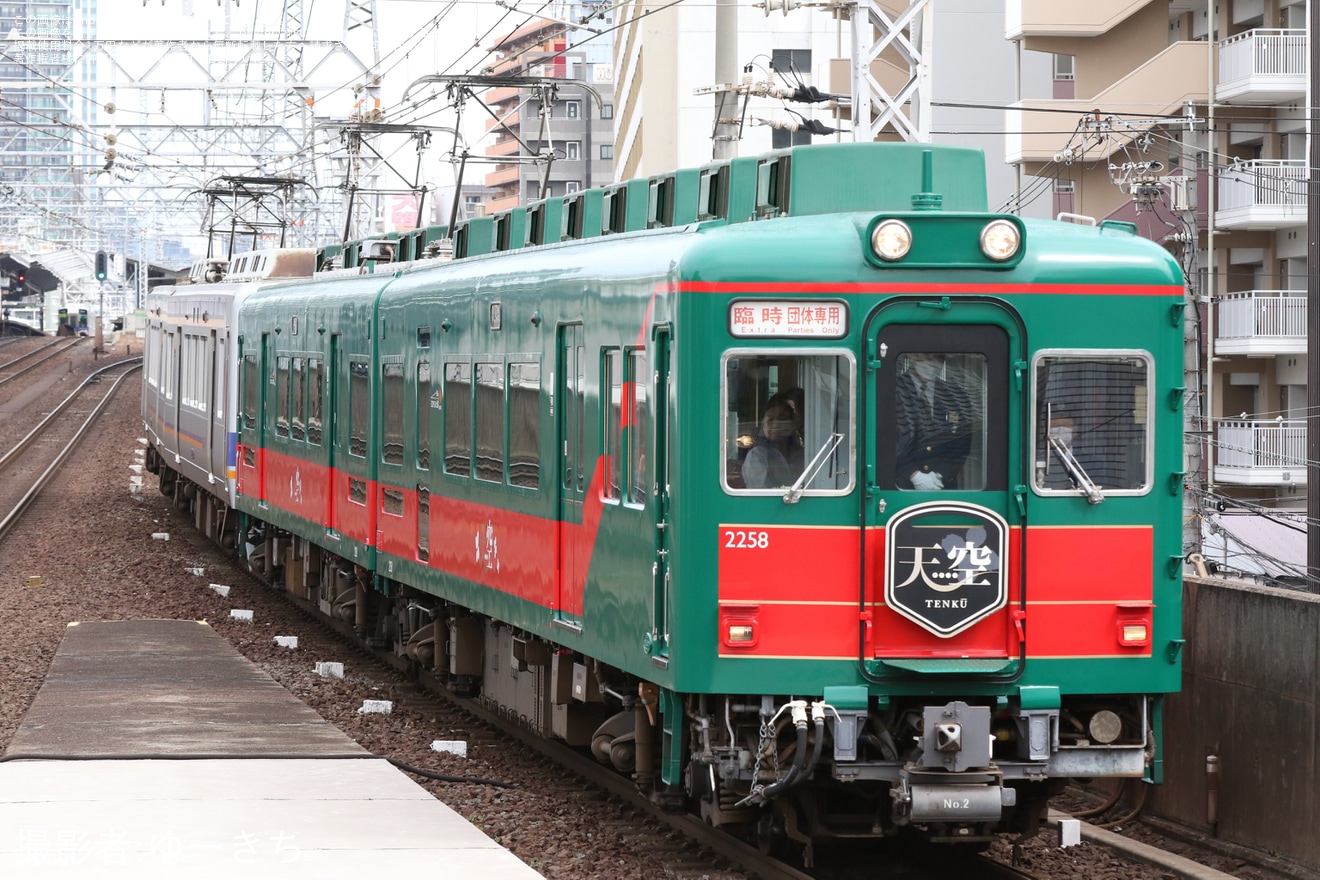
94, 250, 107, 281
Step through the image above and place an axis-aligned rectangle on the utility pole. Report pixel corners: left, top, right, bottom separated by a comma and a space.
1307, 0, 1319, 591
712, 0, 739, 160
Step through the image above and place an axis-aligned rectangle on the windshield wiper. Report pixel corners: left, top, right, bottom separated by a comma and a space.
1048, 434, 1104, 505
783, 433, 844, 504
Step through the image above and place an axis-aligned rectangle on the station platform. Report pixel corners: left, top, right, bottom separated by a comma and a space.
0, 619, 543, 878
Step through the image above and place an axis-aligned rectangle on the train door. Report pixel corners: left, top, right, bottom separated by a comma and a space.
555, 323, 587, 625
209, 329, 225, 483
166, 327, 181, 459
862, 302, 1026, 676
647, 327, 672, 660
255, 332, 271, 501
325, 333, 340, 534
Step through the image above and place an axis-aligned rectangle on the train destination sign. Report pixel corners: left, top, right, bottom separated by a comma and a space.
728, 300, 847, 338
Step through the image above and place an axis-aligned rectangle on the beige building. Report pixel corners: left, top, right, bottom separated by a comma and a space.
1008, 0, 1310, 578
612, 1, 1053, 211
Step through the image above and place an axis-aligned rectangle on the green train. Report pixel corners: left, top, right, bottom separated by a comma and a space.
144, 141, 1186, 858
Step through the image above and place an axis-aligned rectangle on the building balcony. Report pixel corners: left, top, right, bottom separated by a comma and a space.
1006, 0, 1157, 38
1215, 291, 1306, 356
1214, 419, 1307, 486
484, 165, 521, 188
486, 138, 523, 158
1006, 42, 1207, 165
1216, 29, 1306, 105
486, 109, 522, 133
487, 86, 523, 105
1215, 160, 1306, 230
484, 194, 520, 215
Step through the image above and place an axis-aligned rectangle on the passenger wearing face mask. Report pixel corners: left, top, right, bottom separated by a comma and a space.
742, 400, 804, 489
895, 352, 975, 490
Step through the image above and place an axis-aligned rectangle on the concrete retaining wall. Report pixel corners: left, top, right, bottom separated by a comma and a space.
1149, 577, 1320, 866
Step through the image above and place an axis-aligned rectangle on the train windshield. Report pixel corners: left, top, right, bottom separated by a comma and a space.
1032, 351, 1153, 496
892, 351, 989, 491
723, 351, 853, 494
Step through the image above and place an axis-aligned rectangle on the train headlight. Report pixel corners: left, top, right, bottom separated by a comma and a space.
871, 219, 913, 261
1121, 624, 1149, 644
727, 625, 755, 643
979, 219, 1020, 261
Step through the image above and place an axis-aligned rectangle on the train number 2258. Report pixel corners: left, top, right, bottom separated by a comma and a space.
723, 529, 770, 549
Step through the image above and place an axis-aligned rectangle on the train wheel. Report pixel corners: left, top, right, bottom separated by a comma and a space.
755, 812, 786, 857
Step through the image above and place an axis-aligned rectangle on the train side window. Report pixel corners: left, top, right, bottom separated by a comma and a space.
242, 353, 258, 430
627, 348, 649, 505
563, 196, 583, 240
275, 356, 290, 438
382, 360, 405, 465
444, 361, 472, 476
214, 337, 225, 422
722, 351, 853, 495
349, 359, 369, 457
417, 487, 430, 562
291, 358, 306, 441
508, 362, 541, 488
602, 349, 622, 501
1033, 351, 1153, 496
698, 167, 729, 221
475, 361, 505, 482
527, 205, 546, 246
495, 214, 512, 251
180, 336, 192, 407
307, 358, 323, 445
603, 188, 626, 234
755, 156, 791, 219
417, 360, 431, 470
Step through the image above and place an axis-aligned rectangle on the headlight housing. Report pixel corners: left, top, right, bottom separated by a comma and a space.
979, 219, 1021, 261
871, 219, 913, 261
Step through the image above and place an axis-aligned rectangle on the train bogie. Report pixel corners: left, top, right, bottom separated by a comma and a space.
151, 142, 1186, 855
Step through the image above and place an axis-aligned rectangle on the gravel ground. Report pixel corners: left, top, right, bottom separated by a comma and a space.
1, 343, 1316, 880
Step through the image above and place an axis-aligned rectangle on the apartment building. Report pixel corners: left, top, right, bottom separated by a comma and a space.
0, 0, 99, 246
1007, 0, 1309, 579
482, 1, 616, 215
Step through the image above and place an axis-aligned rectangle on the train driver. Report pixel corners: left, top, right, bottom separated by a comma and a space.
895, 352, 979, 490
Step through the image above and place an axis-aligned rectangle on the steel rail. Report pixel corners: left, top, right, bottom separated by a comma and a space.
0, 358, 139, 474
0, 361, 140, 545
0, 338, 85, 389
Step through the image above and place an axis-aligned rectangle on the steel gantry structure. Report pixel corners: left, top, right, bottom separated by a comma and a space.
0, 1, 386, 264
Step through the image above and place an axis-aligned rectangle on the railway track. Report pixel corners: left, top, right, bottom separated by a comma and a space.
0, 358, 140, 545
0, 338, 83, 390
243, 572, 1062, 880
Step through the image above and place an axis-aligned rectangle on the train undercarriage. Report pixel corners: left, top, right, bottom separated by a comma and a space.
150, 465, 1152, 863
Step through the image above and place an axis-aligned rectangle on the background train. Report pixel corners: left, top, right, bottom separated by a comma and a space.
143, 141, 1186, 860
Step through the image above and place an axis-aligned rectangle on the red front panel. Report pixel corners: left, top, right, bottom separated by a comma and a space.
718, 525, 859, 659
1021, 525, 1155, 658
717, 524, 1154, 660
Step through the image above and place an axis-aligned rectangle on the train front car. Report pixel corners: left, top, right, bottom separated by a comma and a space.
671, 146, 1186, 853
